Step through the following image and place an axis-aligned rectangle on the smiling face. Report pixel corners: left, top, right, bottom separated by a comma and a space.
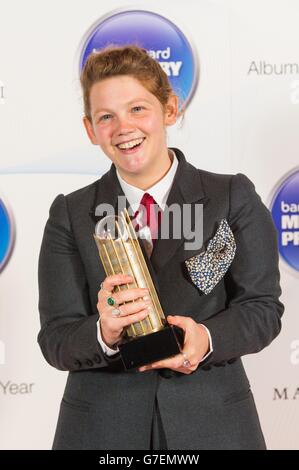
83, 75, 178, 189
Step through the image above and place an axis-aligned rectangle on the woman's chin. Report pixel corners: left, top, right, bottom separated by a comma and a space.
118, 158, 148, 175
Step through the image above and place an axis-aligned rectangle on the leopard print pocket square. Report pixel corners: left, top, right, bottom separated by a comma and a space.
185, 219, 236, 295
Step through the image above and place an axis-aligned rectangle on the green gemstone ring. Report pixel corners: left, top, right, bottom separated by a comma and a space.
107, 297, 116, 306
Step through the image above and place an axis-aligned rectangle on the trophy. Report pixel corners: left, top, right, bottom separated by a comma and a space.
94, 209, 184, 370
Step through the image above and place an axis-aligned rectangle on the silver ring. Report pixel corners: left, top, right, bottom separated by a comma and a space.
111, 308, 121, 317
182, 353, 191, 368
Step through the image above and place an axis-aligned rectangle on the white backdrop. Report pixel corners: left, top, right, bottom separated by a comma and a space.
0, 0, 298, 449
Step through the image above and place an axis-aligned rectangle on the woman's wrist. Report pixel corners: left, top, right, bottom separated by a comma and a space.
99, 319, 118, 349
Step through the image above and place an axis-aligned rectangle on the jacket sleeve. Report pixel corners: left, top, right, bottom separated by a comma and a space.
201, 173, 284, 365
37, 194, 122, 372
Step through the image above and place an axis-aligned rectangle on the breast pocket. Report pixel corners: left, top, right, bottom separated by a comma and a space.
185, 218, 236, 295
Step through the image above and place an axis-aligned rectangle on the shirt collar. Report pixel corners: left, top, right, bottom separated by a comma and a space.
116, 149, 178, 211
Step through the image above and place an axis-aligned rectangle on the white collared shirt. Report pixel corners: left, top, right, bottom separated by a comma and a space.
97, 149, 212, 362
116, 149, 178, 214
116, 149, 178, 252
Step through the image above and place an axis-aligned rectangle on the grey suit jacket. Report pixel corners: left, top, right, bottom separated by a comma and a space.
38, 148, 284, 450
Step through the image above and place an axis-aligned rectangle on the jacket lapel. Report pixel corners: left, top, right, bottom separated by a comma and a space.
89, 164, 128, 226
88, 149, 208, 276
88, 163, 160, 290
150, 148, 208, 273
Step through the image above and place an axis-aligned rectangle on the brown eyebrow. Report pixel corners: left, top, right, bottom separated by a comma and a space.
92, 108, 112, 119
92, 99, 152, 119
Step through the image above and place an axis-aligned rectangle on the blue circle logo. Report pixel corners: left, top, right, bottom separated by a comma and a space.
270, 168, 299, 273
79, 10, 198, 108
0, 197, 15, 273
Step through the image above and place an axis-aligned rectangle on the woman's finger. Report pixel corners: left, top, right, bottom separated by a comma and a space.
109, 287, 149, 304
139, 353, 182, 371
101, 300, 150, 319
167, 314, 191, 332
101, 274, 134, 292
118, 309, 150, 327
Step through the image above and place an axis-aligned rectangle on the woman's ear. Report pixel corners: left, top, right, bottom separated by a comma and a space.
83, 116, 98, 145
164, 94, 179, 126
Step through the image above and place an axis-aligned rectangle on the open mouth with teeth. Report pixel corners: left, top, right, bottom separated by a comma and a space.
116, 137, 145, 152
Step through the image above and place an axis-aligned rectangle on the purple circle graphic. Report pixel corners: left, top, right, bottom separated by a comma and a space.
79, 10, 198, 108
0, 197, 15, 273
271, 168, 299, 273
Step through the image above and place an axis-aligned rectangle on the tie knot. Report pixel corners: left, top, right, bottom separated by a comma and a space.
140, 192, 156, 208
132, 192, 161, 241
133, 193, 156, 220
139, 193, 158, 226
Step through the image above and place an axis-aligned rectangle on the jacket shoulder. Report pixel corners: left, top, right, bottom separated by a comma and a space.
64, 169, 111, 207
198, 168, 234, 184
47, 171, 110, 229
193, 168, 258, 219
197, 168, 255, 199
65, 178, 99, 204
197, 168, 234, 200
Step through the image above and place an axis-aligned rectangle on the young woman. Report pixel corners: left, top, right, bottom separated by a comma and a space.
38, 45, 284, 450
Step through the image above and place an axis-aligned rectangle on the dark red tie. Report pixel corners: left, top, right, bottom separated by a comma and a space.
133, 192, 161, 247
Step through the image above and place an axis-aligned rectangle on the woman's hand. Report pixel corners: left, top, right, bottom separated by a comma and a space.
139, 315, 210, 375
97, 274, 151, 348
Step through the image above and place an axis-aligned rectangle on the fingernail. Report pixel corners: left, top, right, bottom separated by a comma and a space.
143, 295, 150, 301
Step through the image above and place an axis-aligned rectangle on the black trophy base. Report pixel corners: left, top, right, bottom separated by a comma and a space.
118, 325, 184, 370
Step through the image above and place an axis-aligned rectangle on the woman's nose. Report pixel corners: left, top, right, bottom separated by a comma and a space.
115, 115, 135, 135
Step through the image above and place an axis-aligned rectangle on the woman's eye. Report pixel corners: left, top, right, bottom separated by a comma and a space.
99, 114, 112, 122
132, 106, 143, 112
